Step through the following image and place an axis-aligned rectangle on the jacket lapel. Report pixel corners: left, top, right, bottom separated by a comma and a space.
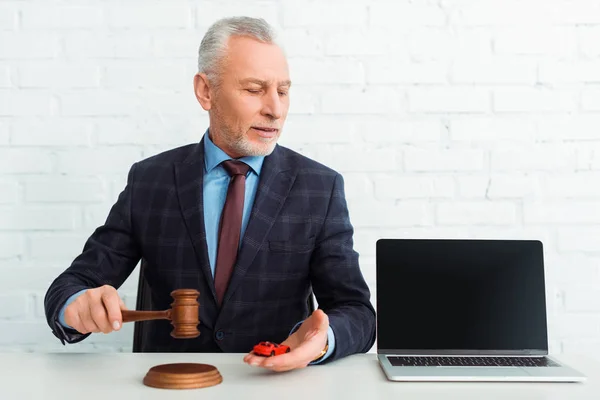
173, 138, 217, 304
221, 145, 296, 306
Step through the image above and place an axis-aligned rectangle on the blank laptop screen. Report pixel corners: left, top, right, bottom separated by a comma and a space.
376, 239, 548, 353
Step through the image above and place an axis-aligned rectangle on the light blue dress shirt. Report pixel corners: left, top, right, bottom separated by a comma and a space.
59, 131, 334, 362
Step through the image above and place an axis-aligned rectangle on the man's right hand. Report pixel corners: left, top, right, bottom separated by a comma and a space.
64, 285, 127, 334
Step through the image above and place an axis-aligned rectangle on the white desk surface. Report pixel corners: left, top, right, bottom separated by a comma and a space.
0, 353, 598, 399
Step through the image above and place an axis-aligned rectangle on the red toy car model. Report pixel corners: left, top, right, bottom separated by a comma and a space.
253, 341, 291, 357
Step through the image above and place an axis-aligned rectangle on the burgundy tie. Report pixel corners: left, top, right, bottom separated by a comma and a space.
214, 160, 250, 306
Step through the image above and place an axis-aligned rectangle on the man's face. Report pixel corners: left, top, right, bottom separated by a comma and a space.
196, 36, 291, 158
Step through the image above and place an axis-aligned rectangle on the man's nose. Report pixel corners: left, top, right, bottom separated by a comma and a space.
261, 90, 283, 120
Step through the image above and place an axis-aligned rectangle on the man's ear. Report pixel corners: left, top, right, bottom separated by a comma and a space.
193, 73, 212, 111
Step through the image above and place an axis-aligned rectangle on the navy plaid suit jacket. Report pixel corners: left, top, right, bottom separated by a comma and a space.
44, 137, 376, 361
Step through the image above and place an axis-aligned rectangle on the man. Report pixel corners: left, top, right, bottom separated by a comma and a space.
44, 16, 375, 372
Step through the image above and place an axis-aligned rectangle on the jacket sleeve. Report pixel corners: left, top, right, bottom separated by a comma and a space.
44, 163, 141, 344
309, 173, 376, 363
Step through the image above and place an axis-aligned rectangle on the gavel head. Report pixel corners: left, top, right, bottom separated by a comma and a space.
168, 289, 200, 339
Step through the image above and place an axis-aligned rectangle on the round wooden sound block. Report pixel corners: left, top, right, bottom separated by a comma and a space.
143, 363, 223, 389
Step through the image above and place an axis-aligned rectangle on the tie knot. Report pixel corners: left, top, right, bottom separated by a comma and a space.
222, 160, 250, 177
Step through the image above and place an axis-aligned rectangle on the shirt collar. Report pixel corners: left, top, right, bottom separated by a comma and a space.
203, 129, 264, 175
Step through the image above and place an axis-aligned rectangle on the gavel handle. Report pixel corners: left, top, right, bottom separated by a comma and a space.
121, 309, 171, 323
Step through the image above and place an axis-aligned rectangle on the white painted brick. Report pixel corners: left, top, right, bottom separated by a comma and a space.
29, 233, 89, 259
370, 2, 446, 28
0, 179, 18, 204
582, 88, 600, 111
323, 145, 397, 172
56, 147, 142, 175
456, 175, 489, 198
409, 88, 489, 113
84, 203, 114, 230
593, 149, 600, 170
0, 266, 72, 292
0, 4, 18, 29
524, 202, 600, 224
95, 116, 205, 146
453, 0, 600, 27
0, 206, 79, 231
494, 88, 578, 113
488, 174, 538, 198
351, 201, 432, 228
0, 234, 24, 259
64, 32, 153, 60
553, 254, 600, 286
360, 119, 442, 144
457, 174, 537, 199
565, 287, 600, 312
137, 92, 199, 116
451, 117, 536, 143
288, 58, 364, 85
561, 0, 600, 24
24, 176, 106, 203
0, 149, 53, 174
195, 2, 280, 30
0, 33, 60, 59
353, 229, 383, 257
366, 60, 446, 84
562, 340, 600, 360
0, 91, 54, 116
107, 5, 191, 28
558, 228, 600, 253
0, 322, 65, 346
494, 27, 577, 57
491, 145, 578, 171
341, 173, 374, 201
283, 2, 366, 27
553, 314, 600, 338
451, 58, 536, 84
580, 27, 600, 58
0, 294, 28, 319
280, 116, 361, 144
11, 118, 92, 146
540, 61, 600, 84
537, 115, 600, 142
325, 29, 390, 56
279, 29, 324, 57
17, 64, 100, 89
59, 92, 138, 116
152, 31, 201, 58
409, 28, 492, 61
102, 64, 189, 90
436, 202, 517, 225
405, 149, 485, 172
0, 128, 8, 145
541, 173, 600, 198
286, 86, 318, 115
374, 175, 454, 200
321, 87, 405, 115
0, 65, 10, 88
20, 5, 104, 29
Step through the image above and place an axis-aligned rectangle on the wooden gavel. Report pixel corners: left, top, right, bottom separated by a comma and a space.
121, 289, 200, 339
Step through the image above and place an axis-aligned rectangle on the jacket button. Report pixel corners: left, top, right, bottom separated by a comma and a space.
215, 330, 224, 341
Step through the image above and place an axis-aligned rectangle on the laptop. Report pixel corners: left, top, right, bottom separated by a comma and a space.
376, 238, 586, 382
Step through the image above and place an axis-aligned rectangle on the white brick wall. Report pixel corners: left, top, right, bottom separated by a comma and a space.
0, 0, 599, 361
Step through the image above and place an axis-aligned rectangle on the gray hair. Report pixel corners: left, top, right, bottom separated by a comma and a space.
197, 17, 279, 85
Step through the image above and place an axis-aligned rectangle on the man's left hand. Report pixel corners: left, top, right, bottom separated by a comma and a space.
243, 309, 329, 372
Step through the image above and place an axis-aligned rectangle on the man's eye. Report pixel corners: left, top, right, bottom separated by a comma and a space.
278, 91, 288, 96
246, 89, 260, 94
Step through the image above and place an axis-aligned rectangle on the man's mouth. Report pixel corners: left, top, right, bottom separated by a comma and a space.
251, 127, 279, 138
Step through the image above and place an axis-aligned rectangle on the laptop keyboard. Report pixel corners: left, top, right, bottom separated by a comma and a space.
388, 356, 559, 367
